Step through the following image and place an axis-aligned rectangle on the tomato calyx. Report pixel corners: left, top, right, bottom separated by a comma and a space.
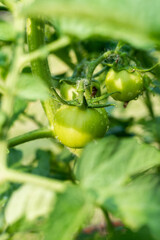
52, 77, 115, 110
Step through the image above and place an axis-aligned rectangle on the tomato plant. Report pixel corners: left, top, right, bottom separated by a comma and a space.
105, 68, 144, 102
1, 1, 160, 240
53, 105, 109, 148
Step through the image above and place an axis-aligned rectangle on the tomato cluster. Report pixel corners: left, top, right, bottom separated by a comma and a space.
52, 67, 144, 149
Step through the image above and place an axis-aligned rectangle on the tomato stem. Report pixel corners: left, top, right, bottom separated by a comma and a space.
93, 66, 109, 78
88, 92, 120, 104
135, 62, 160, 73
21, 36, 71, 70
87, 51, 113, 82
101, 207, 115, 238
114, 41, 125, 54
88, 103, 114, 108
8, 127, 54, 148
3, 168, 65, 192
51, 88, 79, 106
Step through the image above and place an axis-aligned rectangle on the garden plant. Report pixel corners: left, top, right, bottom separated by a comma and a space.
1, 0, 160, 240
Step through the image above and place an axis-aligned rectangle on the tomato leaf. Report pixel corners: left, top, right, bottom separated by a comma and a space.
32, 149, 51, 177
76, 136, 160, 237
9, 97, 28, 127
7, 149, 23, 168
0, 21, 15, 41
105, 175, 160, 240
44, 186, 93, 240
5, 184, 55, 225
16, 74, 50, 101
20, 0, 160, 48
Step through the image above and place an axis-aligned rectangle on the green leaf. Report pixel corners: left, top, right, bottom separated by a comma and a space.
5, 184, 55, 225
20, 0, 160, 48
111, 226, 154, 240
45, 186, 93, 240
76, 136, 160, 237
32, 149, 51, 177
16, 74, 49, 101
10, 97, 28, 126
76, 136, 160, 197
0, 51, 7, 67
0, 233, 9, 240
105, 175, 160, 240
0, 21, 15, 41
7, 149, 23, 168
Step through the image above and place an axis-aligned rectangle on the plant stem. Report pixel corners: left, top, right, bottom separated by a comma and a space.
26, 18, 53, 87
1, 18, 24, 136
4, 169, 65, 192
0, 16, 24, 175
8, 128, 53, 148
88, 103, 114, 108
88, 92, 119, 104
77, 79, 86, 107
93, 66, 108, 78
21, 36, 71, 68
87, 51, 112, 82
101, 207, 115, 238
135, 62, 160, 73
51, 88, 76, 106
0, 141, 8, 170
145, 90, 155, 119
114, 41, 125, 54
26, 18, 62, 126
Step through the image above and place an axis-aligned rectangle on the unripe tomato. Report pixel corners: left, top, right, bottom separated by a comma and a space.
105, 69, 143, 102
60, 83, 77, 101
60, 81, 101, 101
53, 105, 109, 148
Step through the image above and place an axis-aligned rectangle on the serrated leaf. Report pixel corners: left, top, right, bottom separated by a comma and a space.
0, 21, 15, 41
16, 74, 49, 101
76, 136, 160, 237
45, 186, 92, 240
5, 184, 55, 224
20, 0, 160, 48
105, 175, 160, 240
76, 136, 160, 197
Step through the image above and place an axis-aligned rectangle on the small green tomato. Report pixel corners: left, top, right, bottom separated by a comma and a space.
60, 81, 101, 101
53, 105, 109, 148
105, 69, 143, 102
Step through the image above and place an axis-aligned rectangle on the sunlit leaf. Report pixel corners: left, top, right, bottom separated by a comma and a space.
76, 136, 160, 237
20, 0, 160, 48
16, 74, 50, 100
5, 184, 55, 224
0, 21, 15, 41
45, 186, 93, 240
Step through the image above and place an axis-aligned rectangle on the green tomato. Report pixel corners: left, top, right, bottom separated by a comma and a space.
53, 105, 109, 148
105, 69, 143, 102
60, 80, 101, 101
60, 83, 77, 101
